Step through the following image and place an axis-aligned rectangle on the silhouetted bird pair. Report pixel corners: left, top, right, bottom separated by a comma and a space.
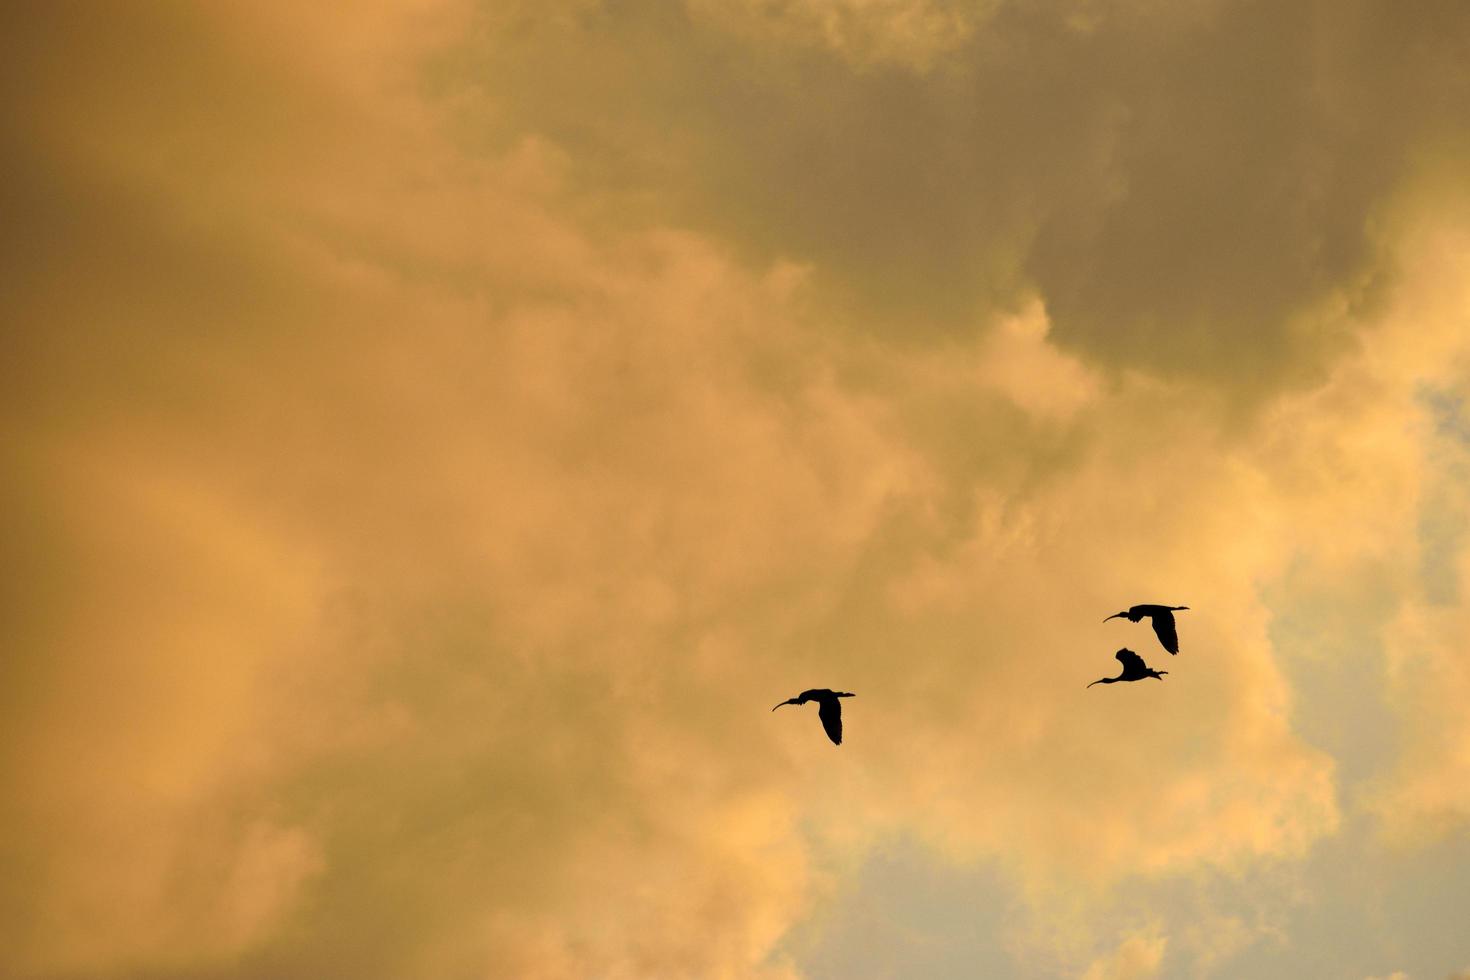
1091, 603, 1188, 688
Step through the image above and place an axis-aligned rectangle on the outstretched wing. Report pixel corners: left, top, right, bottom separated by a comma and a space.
1115, 648, 1145, 673
1151, 611, 1180, 653
818, 698, 843, 745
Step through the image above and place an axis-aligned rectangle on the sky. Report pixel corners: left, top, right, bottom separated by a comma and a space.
4, 2, 1470, 977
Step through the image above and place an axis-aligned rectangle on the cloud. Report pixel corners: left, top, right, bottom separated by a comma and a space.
1315, 189, 1470, 845
685, 0, 993, 71
450, 0, 1470, 405
0, 11, 900, 971
1080, 930, 1168, 980
5, 2, 1470, 978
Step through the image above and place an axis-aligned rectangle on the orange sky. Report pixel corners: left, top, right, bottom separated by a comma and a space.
5, 3, 1470, 977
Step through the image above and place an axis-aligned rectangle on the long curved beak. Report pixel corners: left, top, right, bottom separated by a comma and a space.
1103, 612, 1124, 622
772, 700, 798, 711
1086, 678, 1105, 688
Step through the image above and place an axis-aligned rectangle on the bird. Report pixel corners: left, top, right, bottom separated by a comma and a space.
772, 689, 855, 745
1088, 648, 1168, 688
1104, 604, 1189, 654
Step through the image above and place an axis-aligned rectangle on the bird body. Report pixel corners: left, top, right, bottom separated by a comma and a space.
1104, 604, 1189, 653
772, 689, 855, 745
1088, 648, 1168, 687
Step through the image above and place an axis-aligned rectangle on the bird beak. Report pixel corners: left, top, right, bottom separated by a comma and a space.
1087, 679, 1104, 688
772, 700, 795, 711
1103, 612, 1123, 622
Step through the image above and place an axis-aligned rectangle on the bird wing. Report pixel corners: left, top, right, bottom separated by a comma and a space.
1151, 611, 1180, 653
818, 698, 843, 745
1116, 649, 1145, 673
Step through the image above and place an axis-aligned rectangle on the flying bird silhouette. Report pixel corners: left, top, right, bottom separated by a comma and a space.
1087, 648, 1168, 688
1104, 604, 1189, 654
772, 689, 855, 745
